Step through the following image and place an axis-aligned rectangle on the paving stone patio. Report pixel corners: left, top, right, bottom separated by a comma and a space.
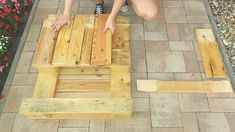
1, 0, 235, 132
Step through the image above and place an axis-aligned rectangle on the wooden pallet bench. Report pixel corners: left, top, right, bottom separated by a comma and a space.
19, 14, 132, 119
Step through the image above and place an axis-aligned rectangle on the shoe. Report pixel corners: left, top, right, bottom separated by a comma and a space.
120, 0, 129, 13
94, 1, 104, 14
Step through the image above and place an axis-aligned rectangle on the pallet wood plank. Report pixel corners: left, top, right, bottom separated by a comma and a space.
52, 16, 74, 65
20, 98, 132, 119
137, 80, 233, 93
112, 24, 129, 49
195, 29, 226, 78
112, 49, 131, 65
56, 80, 110, 92
111, 65, 131, 97
58, 74, 110, 80
91, 14, 111, 65
66, 15, 87, 65
80, 28, 94, 65
59, 67, 111, 75
55, 92, 111, 98
33, 68, 59, 98
33, 15, 58, 67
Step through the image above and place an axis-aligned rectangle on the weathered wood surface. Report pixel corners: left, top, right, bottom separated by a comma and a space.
195, 29, 226, 78
137, 80, 233, 93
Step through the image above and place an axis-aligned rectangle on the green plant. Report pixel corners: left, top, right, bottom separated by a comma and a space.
0, 35, 9, 60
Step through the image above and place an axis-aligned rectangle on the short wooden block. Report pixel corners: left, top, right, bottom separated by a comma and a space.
20, 98, 132, 119
137, 80, 233, 93
195, 29, 226, 78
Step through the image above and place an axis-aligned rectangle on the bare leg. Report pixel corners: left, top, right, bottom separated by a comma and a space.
131, 0, 158, 20
95, 0, 103, 4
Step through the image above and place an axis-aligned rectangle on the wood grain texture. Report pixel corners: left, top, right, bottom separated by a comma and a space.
137, 80, 233, 93
56, 79, 110, 92
111, 65, 131, 97
91, 14, 112, 65
20, 98, 132, 119
33, 15, 58, 67
195, 29, 226, 78
66, 15, 87, 65
112, 24, 129, 49
52, 15, 74, 65
33, 68, 59, 98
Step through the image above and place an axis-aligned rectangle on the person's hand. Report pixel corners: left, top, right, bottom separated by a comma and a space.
52, 15, 71, 32
104, 17, 116, 34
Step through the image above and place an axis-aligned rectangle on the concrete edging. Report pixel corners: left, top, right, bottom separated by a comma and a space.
203, 0, 235, 92
0, 0, 40, 114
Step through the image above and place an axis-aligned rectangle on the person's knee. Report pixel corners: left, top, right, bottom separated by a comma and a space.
142, 8, 158, 20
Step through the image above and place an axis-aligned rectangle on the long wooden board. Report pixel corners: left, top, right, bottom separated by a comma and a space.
195, 29, 226, 78
56, 80, 110, 92
91, 15, 112, 65
52, 16, 74, 65
66, 15, 87, 65
20, 98, 132, 119
137, 80, 233, 93
33, 15, 58, 67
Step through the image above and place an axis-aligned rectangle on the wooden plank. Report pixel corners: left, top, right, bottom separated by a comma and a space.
32, 15, 58, 67
137, 80, 233, 93
58, 74, 110, 80
112, 24, 129, 49
33, 68, 59, 98
80, 28, 94, 65
111, 65, 131, 98
20, 98, 132, 119
195, 29, 226, 78
112, 49, 131, 65
66, 15, 87, 65
52, 15, 74, 65
91, 14, 112, 65
105, 29, 112, 64
59, 67, 111, 75
55, 91, 111, 98
56, 80, 110, 92
81, 15, 95, 70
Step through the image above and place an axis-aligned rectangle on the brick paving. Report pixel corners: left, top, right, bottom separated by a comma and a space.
1, 0, 235, 131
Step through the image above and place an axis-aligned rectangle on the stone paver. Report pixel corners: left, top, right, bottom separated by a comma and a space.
183, 51, 201, 72
225, 113, 235, 132
174, 73, 202, 80
152, 128, 184, 132
59, 120, 89, 128
146, 51, 186, 72
0, 113, 16, 132
182, 113, 199, 132
3, 86, 33, 112
26, 24, 42, 42
58, 128, 89, 132
133, 97, 150, 111
164, 7, 187, 23
105, 112, 151, 132
179, 94, 210, 112
15, 52, 34, 73
12, 114, 59, 132
11, 74, 37, 86
150, 93, 182, 127
89, 120, 105, 132
197, 113, 230, 132
208, 98, 235, 112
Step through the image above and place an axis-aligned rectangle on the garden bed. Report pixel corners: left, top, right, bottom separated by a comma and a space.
0, 0, 33, 94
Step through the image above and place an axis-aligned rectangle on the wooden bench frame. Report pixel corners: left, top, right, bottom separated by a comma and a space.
19, 14, 133, 119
